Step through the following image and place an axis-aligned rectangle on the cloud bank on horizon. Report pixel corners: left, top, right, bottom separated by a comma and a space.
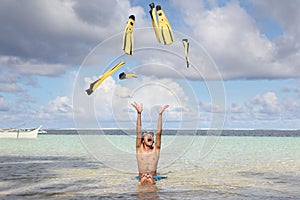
0, 0, 299, 129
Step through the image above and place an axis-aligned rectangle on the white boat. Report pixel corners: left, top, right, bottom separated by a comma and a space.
38, 129, 47, 134
0, 125, 42, 139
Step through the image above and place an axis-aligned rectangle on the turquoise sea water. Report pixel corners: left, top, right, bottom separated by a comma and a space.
0, 134, 299, 199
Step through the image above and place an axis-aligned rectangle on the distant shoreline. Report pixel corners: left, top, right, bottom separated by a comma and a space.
43, 129, 300, 137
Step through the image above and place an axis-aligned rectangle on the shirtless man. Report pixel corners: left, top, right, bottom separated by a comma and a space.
131, 102, 169, 185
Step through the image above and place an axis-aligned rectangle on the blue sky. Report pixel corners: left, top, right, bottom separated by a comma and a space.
0, 0, 300, 129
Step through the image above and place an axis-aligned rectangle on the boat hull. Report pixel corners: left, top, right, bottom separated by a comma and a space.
0, 126, 41, 139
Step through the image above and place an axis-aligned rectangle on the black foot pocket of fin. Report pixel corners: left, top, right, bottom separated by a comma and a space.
119, 72, 126, 80
86, 88, 93, 95
129, 15, 135, 21
149, 2, 155, 9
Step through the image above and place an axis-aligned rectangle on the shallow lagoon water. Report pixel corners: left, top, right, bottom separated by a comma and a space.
0, 134, 299, 199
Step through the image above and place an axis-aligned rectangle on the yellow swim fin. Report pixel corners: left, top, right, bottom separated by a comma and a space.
182, 39, 190, 68
119, 72, 138, 80
149, 3, 161, 43
122, 15, 135, 55
156, 5, 174, 45
86, 61, 125, 95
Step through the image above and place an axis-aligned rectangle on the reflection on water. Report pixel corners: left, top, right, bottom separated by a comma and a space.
136, 184, 159, 200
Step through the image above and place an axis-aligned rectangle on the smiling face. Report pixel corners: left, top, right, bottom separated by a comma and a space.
143, 133, 154, 147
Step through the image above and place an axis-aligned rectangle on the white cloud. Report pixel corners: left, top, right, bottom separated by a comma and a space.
230, 101, 244, 113
0, 0, 147, 73
199, 101, 226, 113
226, 91, 300, 128
0, 83, 22, 93
251, 0, 300, 36
73, 74, 200, 129
39, 96, 73, 118
191, 3, 276, 78
0, 96, 9, 111
2, 0, 300, 129
239, 92, 281, 120
280, 98, 300, 120
29, 95, 74, 128
247, 92, 280, 114
0, 72, 18, 83
251, 0, 300, 76
1, 0, 300, 81
173, 1, 300, 79
0, 56, 68, 76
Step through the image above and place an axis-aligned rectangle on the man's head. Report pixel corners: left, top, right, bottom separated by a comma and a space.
142, 131, 154, 147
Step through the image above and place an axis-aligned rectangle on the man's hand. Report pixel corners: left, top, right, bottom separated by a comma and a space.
159, 105, 169, 114
131, 102, 143, 113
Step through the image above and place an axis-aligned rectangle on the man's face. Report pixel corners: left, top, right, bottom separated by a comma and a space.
143, 133, 154, 146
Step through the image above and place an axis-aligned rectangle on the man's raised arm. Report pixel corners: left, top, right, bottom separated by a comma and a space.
131, 102, 143, 148
155, 105, 169, 149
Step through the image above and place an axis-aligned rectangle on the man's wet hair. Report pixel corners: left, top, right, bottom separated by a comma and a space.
142, 131, 154, 139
